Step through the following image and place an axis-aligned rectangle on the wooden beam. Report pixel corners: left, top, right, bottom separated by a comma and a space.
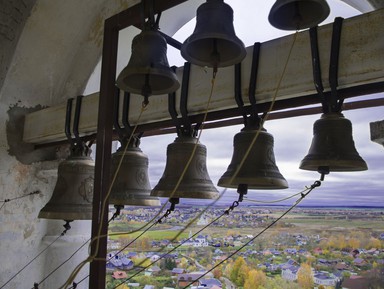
23, 9, 384, 145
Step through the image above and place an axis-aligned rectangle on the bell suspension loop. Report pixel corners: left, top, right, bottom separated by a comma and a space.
110, 89, 160, 208
299, 17, 367, 174
218, 42, 288, 192
151, 67, 219, 202
38, 96, 95, 221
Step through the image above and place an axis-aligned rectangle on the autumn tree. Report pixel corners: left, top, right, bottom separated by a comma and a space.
297, 263, 314, 289
229, 257, 247, 285
212, 265, 223, 279
348, 237, 360, 249
244, 269, 266, 289
236, 263, 250, 286
368, 237, 382, 249
262, 276, 297, 289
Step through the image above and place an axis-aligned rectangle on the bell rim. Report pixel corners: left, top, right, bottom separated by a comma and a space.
181, 35, 246, 68
299, 159, 368, 172
38, 209, 92, 220
116, 67, 180, 95
109, 198, 161, 207
150, 189, 220, 200
217, 177, 289, 190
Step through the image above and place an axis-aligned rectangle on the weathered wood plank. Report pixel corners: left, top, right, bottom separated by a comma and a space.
23, 9, 384, 144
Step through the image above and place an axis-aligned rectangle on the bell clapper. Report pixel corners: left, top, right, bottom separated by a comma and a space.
237, 184, 248, 203
111, 205, 124, 221
211, 38, 220, 76
61, 220, 73, 236
318, 166, 330, 181
141, 74, 151, 106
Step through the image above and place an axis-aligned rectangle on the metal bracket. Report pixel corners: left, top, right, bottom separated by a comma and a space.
65, 98, 75, 146
329, 17, 344, 112
141, 0, 156, 30
180, 62, 193, 136
168, 66, 182, 135
113, 88, 141, 147
65, 96, 90, 155
113, 87, 126, 140
309, 26, 327, 112
247, 42, 263, 127
234, 63, 247, 126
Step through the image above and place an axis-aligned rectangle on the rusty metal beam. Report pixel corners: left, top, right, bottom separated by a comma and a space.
89, 1, 190, 288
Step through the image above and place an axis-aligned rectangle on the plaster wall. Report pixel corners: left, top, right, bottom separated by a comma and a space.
0, 1, 142, 288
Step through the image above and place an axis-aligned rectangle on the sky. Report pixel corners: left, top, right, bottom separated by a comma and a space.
87, 0, 384, 208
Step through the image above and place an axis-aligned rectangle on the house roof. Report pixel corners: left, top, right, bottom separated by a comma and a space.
112, 271, 127, 279
172, 268, 185, 274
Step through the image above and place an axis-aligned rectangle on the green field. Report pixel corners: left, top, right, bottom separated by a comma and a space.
109, 229, 189, 241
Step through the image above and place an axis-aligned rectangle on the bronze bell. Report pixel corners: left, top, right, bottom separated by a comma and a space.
151, 135, 219, 200
38, 146, 94, 221
300, 113, 368, 172
181, 0, 246, 68
218, 126, 288, 189
110, 140, 160, 207
268, 0, 330, 30
116, 29, 180, 96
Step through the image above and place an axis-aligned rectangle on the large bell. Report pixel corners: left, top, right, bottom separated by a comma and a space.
268, 0, 330, 30
151, 135, 219, 200
110, 141, 160, 207
116, 29, 180, 96
38, 146, 94, 221
218, 127, 288, 189
300, 113, 368, 172
181, 0, 246, 68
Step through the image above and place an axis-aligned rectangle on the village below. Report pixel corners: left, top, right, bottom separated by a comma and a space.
106, 205, 384, 289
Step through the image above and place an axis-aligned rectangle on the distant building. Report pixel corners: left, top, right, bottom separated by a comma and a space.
281, 265, 299, 281
171, 268, 185, 275
313, 272, 339, 286
198, 278, 222, 288
177, 273, 204, 288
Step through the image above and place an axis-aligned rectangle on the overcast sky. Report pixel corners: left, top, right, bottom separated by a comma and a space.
87, 0, 384, 208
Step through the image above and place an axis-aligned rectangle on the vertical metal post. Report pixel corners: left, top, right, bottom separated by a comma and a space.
89, 18, 118, 289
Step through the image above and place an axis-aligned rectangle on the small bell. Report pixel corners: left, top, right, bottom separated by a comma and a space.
268, 0, 330, 30
38, 145, 94, 221
151, 135, 219, 200
116, 27, 180, 97
300, 113, 368, 172
218, 126, 288, 190
110, 139, 160, 207
181, 0, 246, 68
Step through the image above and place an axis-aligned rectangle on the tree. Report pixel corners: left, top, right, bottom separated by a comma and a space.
263, 276, 297, 289
236, 263, 250, 287
244, 269, 266, 289
212, 266, 223, 279
368, 237, 382, 249
163, 257, 176, 270
229, 257, 246, 285
297, 263, 314, 289
348, 237, 360, 249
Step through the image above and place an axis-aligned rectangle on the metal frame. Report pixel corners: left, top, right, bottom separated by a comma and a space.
90, 1, 189, 288
90, 1, 384, 288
